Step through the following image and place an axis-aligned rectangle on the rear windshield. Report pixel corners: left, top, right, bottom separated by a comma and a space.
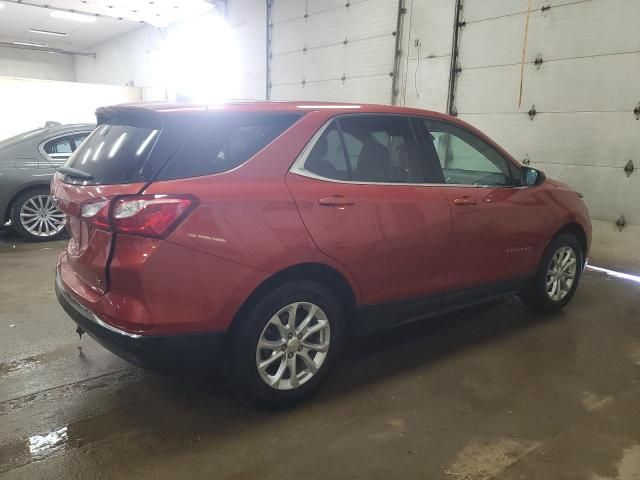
65, 123, 160, 184
62, 112, 301, 184
157, 113, 302, 180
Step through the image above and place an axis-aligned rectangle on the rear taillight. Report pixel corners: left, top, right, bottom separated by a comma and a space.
81, 199, 110, 229
80, 195, 198, 238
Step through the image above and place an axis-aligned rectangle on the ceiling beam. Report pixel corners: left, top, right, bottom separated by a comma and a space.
0, 41, 96, 57
1, 0, 145, 25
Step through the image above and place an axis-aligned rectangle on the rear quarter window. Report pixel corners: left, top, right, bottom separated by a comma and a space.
157, 113, 301, 180
65, 123, 161, 184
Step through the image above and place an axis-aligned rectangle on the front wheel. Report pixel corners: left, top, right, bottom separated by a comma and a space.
520, 233, 583, 313
226, 281, 345, 408
11, 188, 67, 241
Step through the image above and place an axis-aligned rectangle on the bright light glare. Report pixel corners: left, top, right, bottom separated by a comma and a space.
50, 10, 96, 23
108, 133, 127, 158
586, 265, 640, 285
13, 41, 47, 47
163, 13, 241, 103
92, 141, 105, 161
81, 148, 92, 165
135, 130, 158, 156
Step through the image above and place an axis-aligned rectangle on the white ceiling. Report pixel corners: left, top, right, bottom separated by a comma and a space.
0, 0, 215, 52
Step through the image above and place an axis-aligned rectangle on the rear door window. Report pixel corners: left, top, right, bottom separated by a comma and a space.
44, 136, 73, 155
158, 113, 302, 180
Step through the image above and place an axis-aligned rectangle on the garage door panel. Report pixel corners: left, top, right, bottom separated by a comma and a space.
271, 75, 392, 103
461, 112, 640, 169
270, 0, 396, 103
461, 1, 640, 70
404, 57, 451, 112
272, 36, 395, 85
455, 65, 523, 114
271, 18, 307, 54
271, 0, 306, 24
463, 0, 530, 22
528, 0, 640, 60
406, 0, 456, 59
521, 54, 640, 113
272, 0, 395, 54
457, 54, 640, 114
463, 0, 586, 23
308, 0, 353, 15
305, 0, 395, 46
538, 163, 640, 225
458, 14, 526, 68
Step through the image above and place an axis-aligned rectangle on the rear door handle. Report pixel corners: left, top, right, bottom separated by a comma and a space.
318, 196, 354, 207
453, 196, 478, 206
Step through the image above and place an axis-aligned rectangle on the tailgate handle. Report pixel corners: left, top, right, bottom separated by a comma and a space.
453, 196, 478, 206
318, 196, 354, 207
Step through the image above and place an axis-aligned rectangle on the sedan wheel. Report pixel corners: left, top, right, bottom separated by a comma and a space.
256, 302, 331, 390
11, 189, 67, 241
19, 194, 66, 238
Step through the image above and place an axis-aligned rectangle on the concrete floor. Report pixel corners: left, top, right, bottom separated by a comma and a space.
1, 229, 640, 480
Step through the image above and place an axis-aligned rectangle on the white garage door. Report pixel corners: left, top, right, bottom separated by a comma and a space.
452, 0, 640, 271
268, 0, 399, 104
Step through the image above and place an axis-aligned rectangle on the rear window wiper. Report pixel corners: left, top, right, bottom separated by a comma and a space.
58, 166, 94, 180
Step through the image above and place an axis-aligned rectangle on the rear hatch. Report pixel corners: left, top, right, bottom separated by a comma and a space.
52, 107, 189, 297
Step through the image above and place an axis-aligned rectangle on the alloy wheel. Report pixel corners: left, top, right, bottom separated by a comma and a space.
19, 195, 66, 238
546, 246, 577, 302
255, 302, 331, 390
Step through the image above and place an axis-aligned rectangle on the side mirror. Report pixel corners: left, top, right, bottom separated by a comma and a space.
521, 166, 545, 186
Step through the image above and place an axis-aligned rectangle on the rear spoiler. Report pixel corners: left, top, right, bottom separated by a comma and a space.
96, 106, 162, 129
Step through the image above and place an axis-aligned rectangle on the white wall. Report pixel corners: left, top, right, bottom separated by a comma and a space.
74, 6, 263, 102
227, 0, 267, 100
0, 46, 76, 82
74, 26, 166, 101
0, 76, 141, 140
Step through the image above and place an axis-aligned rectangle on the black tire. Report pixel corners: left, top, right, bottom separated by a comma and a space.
520, 233, 583, 313
226, 280, 345, 408
10, 188, 66, 242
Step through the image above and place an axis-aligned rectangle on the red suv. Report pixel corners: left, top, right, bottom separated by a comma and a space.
54, 102, 591, 407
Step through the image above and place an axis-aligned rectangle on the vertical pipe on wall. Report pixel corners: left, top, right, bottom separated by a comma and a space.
265, 0, 273, 100
391, 0, 406, 105
446, 0, 462, 115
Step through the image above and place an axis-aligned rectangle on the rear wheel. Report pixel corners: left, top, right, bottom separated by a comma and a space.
226, 281, 345, 408
520, 233, 583, 313
11, 188, 66, 241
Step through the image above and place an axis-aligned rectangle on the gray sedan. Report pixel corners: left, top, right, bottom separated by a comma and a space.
0, 123, 94, 241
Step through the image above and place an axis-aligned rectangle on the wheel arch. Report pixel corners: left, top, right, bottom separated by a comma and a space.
3, 181, 52, 222
552, 222, 588, 262
229, 262, 359, 338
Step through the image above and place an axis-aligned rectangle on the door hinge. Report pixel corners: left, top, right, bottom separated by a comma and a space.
616, 215, 626, 230
541, 2, 551, 13
634, 102, 640, 120
624, 160, 634, 177
523, 154, 531, 166
528, 105, 537, 120
534, 54, 544, 70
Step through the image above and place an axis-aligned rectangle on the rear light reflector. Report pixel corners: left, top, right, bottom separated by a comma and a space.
79, 195, 198, 238
112, 195, 197, 238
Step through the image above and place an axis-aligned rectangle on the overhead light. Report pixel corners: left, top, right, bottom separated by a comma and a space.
29, 28, 68, 37
50, 10, 96, 23
13, 41, 48, 47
